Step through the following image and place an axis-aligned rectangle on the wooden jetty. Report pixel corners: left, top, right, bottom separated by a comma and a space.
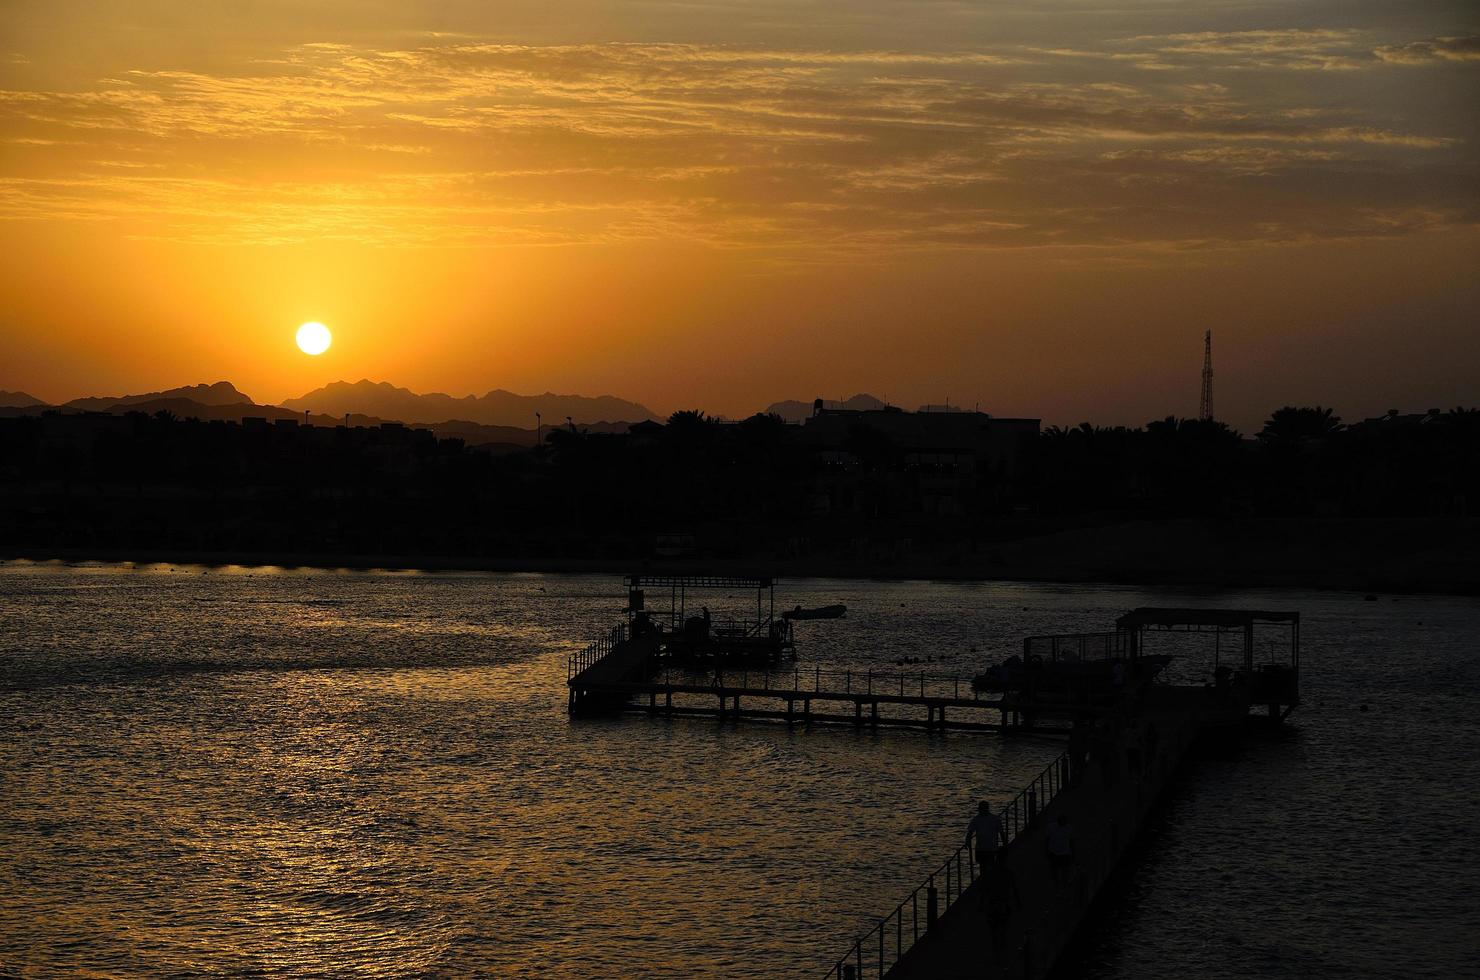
565, 591, 1302, 980
825, 608, 1300, 980
829, 691, 1212, 980
571, 644, 1008, 732
573, 572, 1011, 732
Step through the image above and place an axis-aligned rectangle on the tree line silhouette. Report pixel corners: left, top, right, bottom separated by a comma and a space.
1038, 406, 1476, 519
0, 404, 1474, 567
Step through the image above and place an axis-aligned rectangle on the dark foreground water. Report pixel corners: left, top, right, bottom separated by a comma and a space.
1, 562, 1476, 978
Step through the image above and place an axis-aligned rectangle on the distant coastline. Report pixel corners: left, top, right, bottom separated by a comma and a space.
7, 516, 1477, 596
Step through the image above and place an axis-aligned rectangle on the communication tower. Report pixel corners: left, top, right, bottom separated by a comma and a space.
1199, 330, 1214, 422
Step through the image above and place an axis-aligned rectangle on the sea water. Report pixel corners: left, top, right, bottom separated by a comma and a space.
1, 563, 1475, 977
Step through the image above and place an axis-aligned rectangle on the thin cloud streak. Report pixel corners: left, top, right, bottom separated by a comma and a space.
1373, 35, 1480, 65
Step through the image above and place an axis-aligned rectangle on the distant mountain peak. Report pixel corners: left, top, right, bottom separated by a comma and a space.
62, 381, 253, 412
0, 390, 48, 409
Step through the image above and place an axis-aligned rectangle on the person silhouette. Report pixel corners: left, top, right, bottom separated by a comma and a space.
1046, 813, 1073, 889
967, 800, 1005, 877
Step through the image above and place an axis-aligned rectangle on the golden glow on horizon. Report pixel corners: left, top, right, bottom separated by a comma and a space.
296, 322, 332, 356
0, 4, 1476, 429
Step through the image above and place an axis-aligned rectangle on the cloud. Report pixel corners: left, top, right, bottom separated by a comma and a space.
1373, 35, 1480, 65
0, 38, 1474, 253
1117, 29, 1370, 71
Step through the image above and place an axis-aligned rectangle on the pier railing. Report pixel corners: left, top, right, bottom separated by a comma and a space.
566, 624, 628, 680
658, 664, 989, 702
824, 750, 1071, 980
709, 616, 790, 641
1023, 630, 1130, 663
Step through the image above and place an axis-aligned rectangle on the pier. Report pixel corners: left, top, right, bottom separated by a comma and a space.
565, 585, 1301, 980
570, 572, 1010, 732
571, 651, 1008, 732
825, 608, 1299, 980
827, 691, 1210, 980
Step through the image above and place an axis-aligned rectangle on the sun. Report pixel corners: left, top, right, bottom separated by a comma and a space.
296, 321, 331, 356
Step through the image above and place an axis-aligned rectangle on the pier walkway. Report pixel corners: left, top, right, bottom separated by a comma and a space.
569, 637, 1006, 732
827, 691, 1235, 979
566, 600, 1300, 980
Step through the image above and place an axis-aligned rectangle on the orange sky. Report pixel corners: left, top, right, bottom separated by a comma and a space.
2, 2, 1477, 432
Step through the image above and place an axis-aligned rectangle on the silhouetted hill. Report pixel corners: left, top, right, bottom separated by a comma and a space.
115, 398, 320, 424
107, 398, 553, 446
764, 394, 889, 423
0, 391, 47, 409
424, 418, 541, 447
282, 379, 656, 427
122, 398, 264, 420
0, 395, 306, 424
0, 382, 650, 447
63, 381, 252, 412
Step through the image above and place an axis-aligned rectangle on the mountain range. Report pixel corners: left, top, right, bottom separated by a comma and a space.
1, 380, 901, 440
1, 380, 653, 447
282, 380, 656, 428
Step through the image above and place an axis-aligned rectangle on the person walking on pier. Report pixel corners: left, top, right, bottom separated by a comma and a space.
967, 801, 1006, 875
1046, 813, 1074, 890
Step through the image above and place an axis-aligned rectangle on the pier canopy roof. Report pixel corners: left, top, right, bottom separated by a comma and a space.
1116, 608, 1299, 631
624, 573, 773, 590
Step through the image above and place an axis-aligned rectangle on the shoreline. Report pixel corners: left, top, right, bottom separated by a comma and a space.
5, 529, 1477, 597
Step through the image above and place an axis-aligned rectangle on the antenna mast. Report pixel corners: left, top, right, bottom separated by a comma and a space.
1199, 330, 1214, 421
